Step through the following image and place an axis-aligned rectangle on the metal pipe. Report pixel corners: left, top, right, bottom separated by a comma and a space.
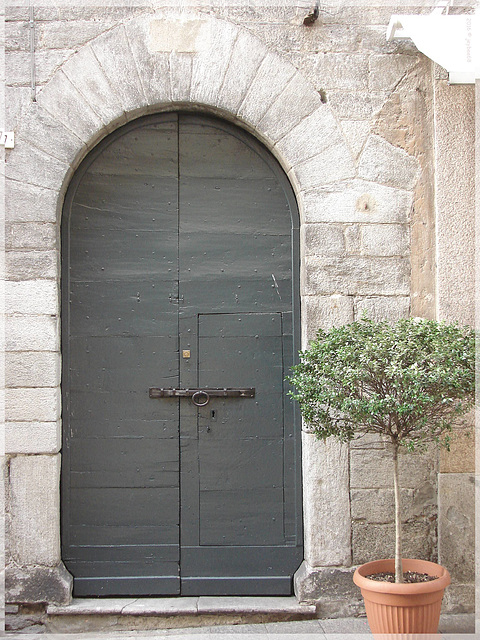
29, 5, 36, 102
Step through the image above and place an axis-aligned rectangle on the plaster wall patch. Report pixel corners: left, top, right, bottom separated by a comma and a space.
149, 19, 210, 53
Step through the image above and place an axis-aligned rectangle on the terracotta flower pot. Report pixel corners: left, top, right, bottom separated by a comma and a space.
353, 558, 451, 634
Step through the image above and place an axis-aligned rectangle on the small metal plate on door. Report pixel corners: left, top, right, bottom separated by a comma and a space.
182, 350, 191, 359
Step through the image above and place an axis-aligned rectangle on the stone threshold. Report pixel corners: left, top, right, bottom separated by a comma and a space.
46, 597, 318, 633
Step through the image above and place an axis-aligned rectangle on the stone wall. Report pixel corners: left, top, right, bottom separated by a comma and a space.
3, 2, 475, 615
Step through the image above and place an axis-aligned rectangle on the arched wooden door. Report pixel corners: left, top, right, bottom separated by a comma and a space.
61, 112, 302, 597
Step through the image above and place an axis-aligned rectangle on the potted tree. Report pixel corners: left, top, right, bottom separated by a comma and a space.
288, 317, 475, 634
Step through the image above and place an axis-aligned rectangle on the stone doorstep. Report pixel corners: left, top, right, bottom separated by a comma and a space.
45, 597, 318, 632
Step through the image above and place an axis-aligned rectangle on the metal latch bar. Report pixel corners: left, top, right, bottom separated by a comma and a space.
149, 388, 255, 399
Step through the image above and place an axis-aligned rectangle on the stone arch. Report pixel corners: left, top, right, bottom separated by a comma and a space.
5, 8, 357, 603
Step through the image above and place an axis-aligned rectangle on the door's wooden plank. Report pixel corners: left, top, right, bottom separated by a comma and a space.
74, 576, 180, 597
70, 487, 179, 527
67, 525, 179, 547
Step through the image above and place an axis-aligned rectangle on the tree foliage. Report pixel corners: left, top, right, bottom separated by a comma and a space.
288, 317, 475, 451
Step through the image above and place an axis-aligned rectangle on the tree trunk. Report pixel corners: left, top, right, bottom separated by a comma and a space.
392, 443, 403, 583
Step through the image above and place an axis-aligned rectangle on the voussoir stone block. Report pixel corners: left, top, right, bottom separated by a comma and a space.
126, 17, 171, 107
258, 72, 321, 143
237, 51, 296, 128
276, 106, 346, 167
217, 28, 267, 114
7, 454, 62, 566
302, 179, 413, 224
190, 18, 238, 107
6, 141, 69, 192
302, 433, 351, 567
36, 70, 104, 145
168, 52, 193, 104
62, 45, 126, 129
290, 142, 356, 191
16, 103, 85, 166
358, 135, 420, 190
91, 24, 148, 115
5, 280, 58, 315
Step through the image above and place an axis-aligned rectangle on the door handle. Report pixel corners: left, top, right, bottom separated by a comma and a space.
149, 387, 255, 406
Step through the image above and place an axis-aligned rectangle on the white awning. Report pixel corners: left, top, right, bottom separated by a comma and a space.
387, 13, 480, 84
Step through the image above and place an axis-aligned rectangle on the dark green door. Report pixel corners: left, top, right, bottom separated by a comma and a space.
62, 113, 302, 597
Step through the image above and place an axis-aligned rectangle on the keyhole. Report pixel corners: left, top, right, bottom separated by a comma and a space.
211, 410, 216, 419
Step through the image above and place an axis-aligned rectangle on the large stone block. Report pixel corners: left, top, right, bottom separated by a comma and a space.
6, 223, 56, 251
302, 295, 354, 344
5, 422, 61, 455
36, 70, 104, 145
352, 520, 437, 565
302, 433, 351, 567
354, 296, 410, 322
7, 454, 61, 566
351, 486, 436, 524
302, 223, 345, 257
369, 53, 419, 92
326, 89, 387, 120
294, 562, 362, 615
6, 564, 72, 605
217, 28, 267, 114
301, 179, 413, 224
340, 120, 371, 160
438, 473, 475, 583
169, 52, 193, 104
314, 53, 369, 91
5, 280, 58, 315
5, 179, 58, 223
350, 446, 437, 490
439, 419, 475, 473
302, 255, 409, 297
6, 352, 60, 388
442, 583, 475, 614
6, 50, 74, 87
6, 250, 57, 281
6, 388, 61, 423
358, 135, 420, 190
6, 316, 59, 352
36, 18, 114, 50
361, 223, 409, 257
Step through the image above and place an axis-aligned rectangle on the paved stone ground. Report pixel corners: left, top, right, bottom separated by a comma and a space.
5, 614, 477, 639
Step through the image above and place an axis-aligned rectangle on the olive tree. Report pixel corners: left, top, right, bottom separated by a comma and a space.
288, 317, 475, 583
